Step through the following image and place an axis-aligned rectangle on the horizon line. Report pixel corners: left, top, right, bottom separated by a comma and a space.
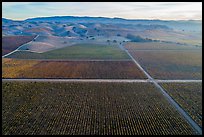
2, 15, 202, 22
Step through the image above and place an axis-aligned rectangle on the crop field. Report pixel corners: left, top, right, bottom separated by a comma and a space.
2, 81, 196, 135
125, 42, 201, 50
128, 50, 202, 80
6, 43, 130, 60
2, 59, 145, 79
161, 82, 202, 128
2, 35, 35, 55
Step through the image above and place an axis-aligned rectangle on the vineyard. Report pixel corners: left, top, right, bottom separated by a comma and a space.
2, 59, 146, 79
2, 35, 36, 56
128, 50, 202, 80
6, 43, 130, 60
161, 82, 202, 128
2, 10, 202, 136
125, 42, 201, 50
2, 81, 196, 135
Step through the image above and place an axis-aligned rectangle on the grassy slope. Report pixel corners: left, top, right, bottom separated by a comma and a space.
18, 36, 78, 53
7, 43, 130, 60
137, 30, 202, 46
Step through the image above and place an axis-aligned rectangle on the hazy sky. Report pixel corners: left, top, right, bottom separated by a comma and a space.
2, 2, 202, 20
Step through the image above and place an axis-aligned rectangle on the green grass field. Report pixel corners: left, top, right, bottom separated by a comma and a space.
7, 43, 130, 60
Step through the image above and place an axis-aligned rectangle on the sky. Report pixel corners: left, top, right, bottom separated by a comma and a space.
2, 2, 202, 20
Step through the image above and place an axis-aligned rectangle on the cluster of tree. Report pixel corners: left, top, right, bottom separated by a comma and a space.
126, 34, 154, 42
107, 40, 117, 43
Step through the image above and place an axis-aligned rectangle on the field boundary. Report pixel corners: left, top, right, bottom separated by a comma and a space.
2, 58, 132, 61
126, 49, 201, 51
2, 79, 202, 83
2, 79, 150, 82
156, 80, 202, 83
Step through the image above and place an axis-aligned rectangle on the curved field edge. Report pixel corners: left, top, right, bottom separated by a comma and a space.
2, 59, 146, 79
6, 43, 130, 60
160, 82, 202, 128
2, 35, 36, 56
2, 82, 196, 135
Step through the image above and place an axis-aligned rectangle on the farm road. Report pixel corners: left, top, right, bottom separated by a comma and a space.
123, 44, 202, 135
156, 80, 202, 83
2, 79, 150, 83
2, 35, 39, 58
2, 58, 132, 61
2, 79, 202, 83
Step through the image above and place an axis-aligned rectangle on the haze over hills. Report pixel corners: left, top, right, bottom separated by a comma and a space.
2, 2, 203, 135
3, 16, 202, 31
2, 16, 202, 46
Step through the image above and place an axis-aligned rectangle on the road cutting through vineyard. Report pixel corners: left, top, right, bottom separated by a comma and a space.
123, 44, 202, 135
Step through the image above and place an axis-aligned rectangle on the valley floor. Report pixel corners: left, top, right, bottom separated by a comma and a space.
2, 39, 202, 135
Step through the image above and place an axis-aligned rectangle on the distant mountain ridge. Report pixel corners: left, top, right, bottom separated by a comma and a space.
2, 16, 202, 46
2, 16, 201, 31
2, 18, 14, 23
3, 16, 201, 24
